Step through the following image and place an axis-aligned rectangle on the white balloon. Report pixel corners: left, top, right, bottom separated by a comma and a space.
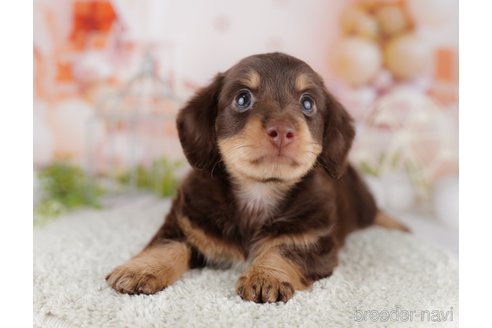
332, 37, 382, 87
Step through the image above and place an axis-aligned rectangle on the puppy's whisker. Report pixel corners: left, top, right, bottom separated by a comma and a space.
228, 144, 255, 152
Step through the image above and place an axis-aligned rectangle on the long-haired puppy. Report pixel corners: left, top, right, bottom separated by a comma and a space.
107, 52, 408, 303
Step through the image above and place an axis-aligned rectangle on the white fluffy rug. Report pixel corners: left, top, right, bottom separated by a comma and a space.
34, 195, 458, 328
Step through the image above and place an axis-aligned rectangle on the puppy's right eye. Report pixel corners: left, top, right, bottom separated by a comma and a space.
234, 89, 253, 112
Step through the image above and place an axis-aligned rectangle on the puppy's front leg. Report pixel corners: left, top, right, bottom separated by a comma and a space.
106, 240, 190, 295
236, 235, 339, 303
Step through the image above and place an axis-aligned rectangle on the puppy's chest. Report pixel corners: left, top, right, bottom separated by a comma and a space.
234, 183, 287, 222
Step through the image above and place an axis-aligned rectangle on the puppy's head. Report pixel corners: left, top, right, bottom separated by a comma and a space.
177, 53, 354, 183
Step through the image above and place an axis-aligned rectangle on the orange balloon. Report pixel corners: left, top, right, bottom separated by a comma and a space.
332, 37, 382, 87
384, 34, 431, 80
375, 5, 410, 37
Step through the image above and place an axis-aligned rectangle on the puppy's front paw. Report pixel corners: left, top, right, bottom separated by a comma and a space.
236, 272, 295, 303
107, 242, 190, 295
106, 261, 169, 295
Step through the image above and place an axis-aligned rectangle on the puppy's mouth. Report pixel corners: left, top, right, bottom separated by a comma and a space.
249, 152, 299, 167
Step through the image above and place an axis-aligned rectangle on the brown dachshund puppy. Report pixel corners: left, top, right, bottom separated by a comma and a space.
106, 52, 408, 303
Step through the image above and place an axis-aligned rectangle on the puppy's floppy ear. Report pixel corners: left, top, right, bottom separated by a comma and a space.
319, 91, 355, 179
177, 74, 223, 171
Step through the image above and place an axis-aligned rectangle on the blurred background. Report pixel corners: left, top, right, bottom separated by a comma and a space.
33, 0, 458, 252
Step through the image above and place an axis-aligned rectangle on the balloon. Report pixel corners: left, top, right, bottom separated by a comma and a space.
354, 15, 379, 40
341, 6, 365, 33
331, 37, 382, 87
358, 0, 403, 10
384, 33, 431, 80
341, 6, 379, 39
375, 4, 410, 37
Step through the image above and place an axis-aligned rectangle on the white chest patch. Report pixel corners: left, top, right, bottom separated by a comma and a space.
235, 182, 287, 218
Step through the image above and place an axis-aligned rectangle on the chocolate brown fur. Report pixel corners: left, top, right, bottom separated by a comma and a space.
106, 52, 407, 303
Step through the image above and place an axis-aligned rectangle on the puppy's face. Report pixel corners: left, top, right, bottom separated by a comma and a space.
177, 53, 355, 182
215, 57, 325, 183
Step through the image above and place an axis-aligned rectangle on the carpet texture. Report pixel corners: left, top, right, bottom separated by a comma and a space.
34, 195, 458, 328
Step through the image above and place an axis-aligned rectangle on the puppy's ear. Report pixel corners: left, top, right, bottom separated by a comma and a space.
319, 91, 355, 179
177, 74, 223, 171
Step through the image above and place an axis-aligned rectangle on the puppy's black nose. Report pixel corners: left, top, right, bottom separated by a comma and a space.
266, 123, 295, 149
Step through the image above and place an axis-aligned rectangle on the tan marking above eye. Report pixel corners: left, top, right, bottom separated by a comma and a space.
295, 73, 315, 92
239, 70, 261, 90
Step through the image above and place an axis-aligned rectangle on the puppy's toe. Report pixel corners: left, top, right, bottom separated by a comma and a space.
261, 282, 279, 303
277, 282, 294, 302
135, 274, 163, 294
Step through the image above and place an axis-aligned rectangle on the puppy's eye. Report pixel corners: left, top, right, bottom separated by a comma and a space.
234, 89, 253, 112
300, 94, 316, 116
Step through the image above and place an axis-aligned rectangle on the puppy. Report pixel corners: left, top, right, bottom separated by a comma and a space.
106, 52, 408, 303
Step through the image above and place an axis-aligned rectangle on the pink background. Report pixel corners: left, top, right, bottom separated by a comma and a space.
33, 0, 459, 214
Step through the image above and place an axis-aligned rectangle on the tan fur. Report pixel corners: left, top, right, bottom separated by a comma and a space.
236, 246, 307, 303
252, 230, 325, 255
217, 116, 322, 184
375, 211, 410, 232
239, 70, 261, 90
178, 216, 245, 263
106, 242, 190, 294
295, 73, 315, 92
236, 234, 319, 302
253, 251, 307, 290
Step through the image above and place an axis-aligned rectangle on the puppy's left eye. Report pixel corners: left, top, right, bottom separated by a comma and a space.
300, 94, 316, 116
234, 89, 253, 112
